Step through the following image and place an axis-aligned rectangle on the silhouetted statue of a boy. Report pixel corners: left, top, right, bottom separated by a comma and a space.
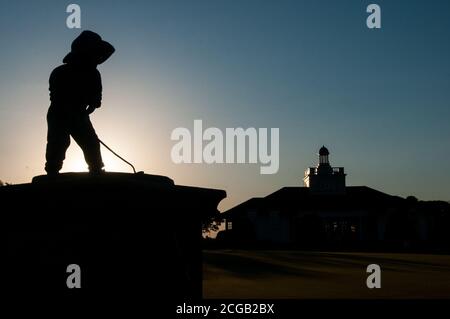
45, 31, 115, 175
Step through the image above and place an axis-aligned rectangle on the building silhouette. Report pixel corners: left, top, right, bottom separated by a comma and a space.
304, 146, 346, 194
219, 146, 449, 250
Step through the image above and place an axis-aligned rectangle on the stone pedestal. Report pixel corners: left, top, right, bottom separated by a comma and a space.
3, 172, 225, 300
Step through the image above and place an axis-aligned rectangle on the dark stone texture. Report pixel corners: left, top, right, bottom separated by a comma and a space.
2, 172, 225, 302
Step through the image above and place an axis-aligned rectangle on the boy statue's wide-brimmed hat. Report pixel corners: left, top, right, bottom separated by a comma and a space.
63, 30, 115, 65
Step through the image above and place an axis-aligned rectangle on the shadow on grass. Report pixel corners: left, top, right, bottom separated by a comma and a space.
204, 250, 450, 279
203, 250, 323, 279
317, 252, 450, 272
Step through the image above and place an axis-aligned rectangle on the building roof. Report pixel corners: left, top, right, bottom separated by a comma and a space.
223, 186, 405, 217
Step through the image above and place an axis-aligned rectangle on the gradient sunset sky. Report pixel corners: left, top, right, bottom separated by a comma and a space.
1, 0, 449, 210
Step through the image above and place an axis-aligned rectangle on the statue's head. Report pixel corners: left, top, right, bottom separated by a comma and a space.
63, 30, 115, 66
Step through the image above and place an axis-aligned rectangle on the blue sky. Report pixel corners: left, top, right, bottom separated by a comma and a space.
0, 0, 449, 209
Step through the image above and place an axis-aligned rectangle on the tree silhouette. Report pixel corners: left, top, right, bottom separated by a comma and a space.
202, 214, 222, 235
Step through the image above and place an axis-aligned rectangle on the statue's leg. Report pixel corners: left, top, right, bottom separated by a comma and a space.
71, 116, 104, 173
45, 113, 70, 174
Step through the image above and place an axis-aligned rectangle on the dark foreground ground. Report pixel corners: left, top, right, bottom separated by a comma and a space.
203, 250, 450, 299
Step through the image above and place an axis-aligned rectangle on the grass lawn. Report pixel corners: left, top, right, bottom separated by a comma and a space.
203, 250, 450, 299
